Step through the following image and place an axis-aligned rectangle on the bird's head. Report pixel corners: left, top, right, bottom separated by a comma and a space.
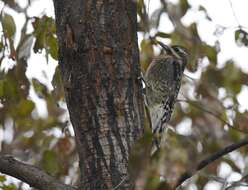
155, 41, 188, 70
156, 41, 188, 58
170, 45, 188, 70
170, 45, 189, 60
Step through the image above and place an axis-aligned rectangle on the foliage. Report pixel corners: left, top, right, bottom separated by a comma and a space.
135, 0, 248, 189
0, 0, 247, 189
0, 1, 77, 188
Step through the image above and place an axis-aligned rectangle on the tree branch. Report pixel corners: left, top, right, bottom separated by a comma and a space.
1, 0, 24, 12
175, 138, 248, 188
0, 154, 77, 190
178, 99, 247, 134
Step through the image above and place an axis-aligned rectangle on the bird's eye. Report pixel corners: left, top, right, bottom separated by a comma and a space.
175, 47, 182, 53
174, 47, 179, 51
174, 47, 188, 56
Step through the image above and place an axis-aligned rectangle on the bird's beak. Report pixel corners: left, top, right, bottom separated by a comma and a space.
156, 41, 171, 53
156, 41, 180, 59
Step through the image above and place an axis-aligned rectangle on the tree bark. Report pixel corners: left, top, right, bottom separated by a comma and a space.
53, 1, 144, 189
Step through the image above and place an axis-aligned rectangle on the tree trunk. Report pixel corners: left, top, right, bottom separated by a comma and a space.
53, 1, 144, 189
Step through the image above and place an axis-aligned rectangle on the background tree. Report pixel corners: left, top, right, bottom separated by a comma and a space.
0, 0, 247, 190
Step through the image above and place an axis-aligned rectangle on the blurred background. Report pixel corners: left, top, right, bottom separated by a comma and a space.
0, 0, 247, 189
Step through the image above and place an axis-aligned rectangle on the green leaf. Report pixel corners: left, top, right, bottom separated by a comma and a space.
234, 111, 248, 133
3, 76, 19, 100
199, 5, 207, 12
51, 67, 64, 100
32, 78, 48, 97
144, 175, 160, 190
204, 45, 217, 63
32, 16, 56, 55
199, 5, 212, 21
41, 150, 60, 176
47, 35, 58, 60
221, 61, 242, 94
2, 184, 16, 190
16, 99, 35, 117
0, 42, 4, 52
157, 182, 171, 190
140, 39, 154, 71
137, 0, 143, 18
180, 0, 190, 16
235, 29, 248, 46
33, 32, 45, 53
155, 32, 171, 38
0, 80, 4, 97
1, 13, 16, 39
0, 175, 6, 182
235, 29, 242, 41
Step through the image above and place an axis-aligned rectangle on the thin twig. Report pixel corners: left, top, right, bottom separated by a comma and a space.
147, 0, 151, 18
183, 73, 196, 82
178, 99, 232, 127
141, 0, 150, 33
112, 176, 128, 190
177, 99, 246, 134
228, 0, 241, 27
175, 138, 248, 188
225, 174, 248, 190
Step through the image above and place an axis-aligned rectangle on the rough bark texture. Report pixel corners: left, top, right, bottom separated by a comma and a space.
53, 1, 144, 189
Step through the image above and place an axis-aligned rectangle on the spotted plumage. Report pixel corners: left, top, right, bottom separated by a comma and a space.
145, 43, 188, 146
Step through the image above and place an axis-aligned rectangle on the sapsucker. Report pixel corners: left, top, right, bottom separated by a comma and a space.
145, 42, 188, 144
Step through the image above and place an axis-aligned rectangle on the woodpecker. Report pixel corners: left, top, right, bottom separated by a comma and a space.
145, 42, 188, 145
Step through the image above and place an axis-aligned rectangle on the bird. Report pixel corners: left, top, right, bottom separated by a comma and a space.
144, 41, 188, 147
